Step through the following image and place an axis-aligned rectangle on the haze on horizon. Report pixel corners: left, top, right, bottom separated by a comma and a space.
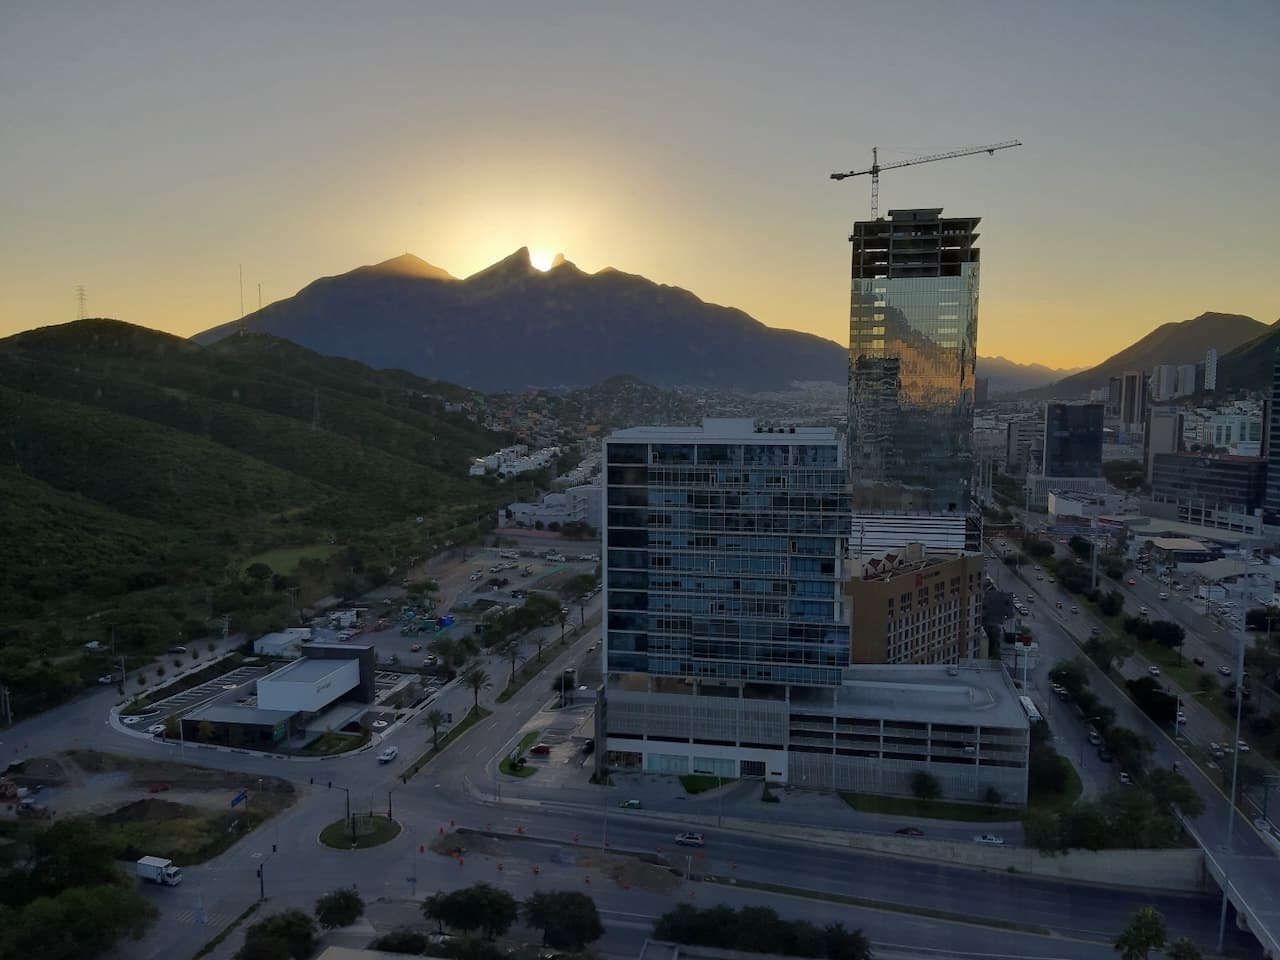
1, 1, 1276, 368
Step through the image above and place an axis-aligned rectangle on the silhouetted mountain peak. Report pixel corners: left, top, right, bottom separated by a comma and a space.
357, 253, 455, 282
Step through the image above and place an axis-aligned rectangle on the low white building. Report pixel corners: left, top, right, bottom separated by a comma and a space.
253, 628, 312, 658
499, 481, 601, 530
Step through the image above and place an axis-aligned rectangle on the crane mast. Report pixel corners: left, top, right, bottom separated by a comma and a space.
831, 140, 1021, 219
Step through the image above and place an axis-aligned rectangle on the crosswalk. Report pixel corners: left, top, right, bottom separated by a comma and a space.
173, 908, 232, 927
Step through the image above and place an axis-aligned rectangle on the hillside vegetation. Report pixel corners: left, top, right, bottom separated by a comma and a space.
0, 319, 535, 718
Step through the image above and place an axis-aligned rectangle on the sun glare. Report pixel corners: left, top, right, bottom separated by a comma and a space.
528, 248, 555, 272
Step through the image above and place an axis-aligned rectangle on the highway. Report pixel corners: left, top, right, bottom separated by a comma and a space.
991, 537, 1280, 955
0, 547, 1268, 959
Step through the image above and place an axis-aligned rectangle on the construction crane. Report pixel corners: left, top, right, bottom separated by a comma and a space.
831, 140, 1021, 219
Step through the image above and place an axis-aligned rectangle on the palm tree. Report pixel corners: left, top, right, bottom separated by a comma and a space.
462, 666, 491, 712
425, 708, 446, 751
499, 641, 520, 686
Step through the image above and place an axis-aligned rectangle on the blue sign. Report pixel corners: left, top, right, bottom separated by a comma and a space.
231, 790, 248, 808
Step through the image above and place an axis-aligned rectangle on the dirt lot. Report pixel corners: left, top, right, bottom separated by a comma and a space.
2, 751, 296, 865
431, 829, 680, 894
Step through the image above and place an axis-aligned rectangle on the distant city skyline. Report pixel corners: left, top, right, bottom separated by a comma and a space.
2, 1, 1277, 367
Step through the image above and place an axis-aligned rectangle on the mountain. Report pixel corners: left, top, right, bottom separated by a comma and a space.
0, 318, 532, 716
976, 356, 1083, 394
1215, 319, 1280, 392
1022, 312, 1267, 399
193, 249, 847, 391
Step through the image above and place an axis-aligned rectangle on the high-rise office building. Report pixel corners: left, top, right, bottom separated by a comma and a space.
1145, 408, 1184, 482
1152, 364, 1178, 402
596, 418, 1029, 800
846, 208, 980, 553
1042, 402, 1103, 478
1176, 364, 1198, 398
1205, 348, 1218, 392
1005, 417, 1043, 475
1119, 370, 1147, 432
1266, 349, 1280, 525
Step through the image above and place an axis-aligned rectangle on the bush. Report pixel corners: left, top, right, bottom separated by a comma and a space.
910, 771, 941, 801
315, 886, 365, 929
369, 929, 428, 954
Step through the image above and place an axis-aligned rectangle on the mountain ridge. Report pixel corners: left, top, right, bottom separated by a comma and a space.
193, 250, 849, 392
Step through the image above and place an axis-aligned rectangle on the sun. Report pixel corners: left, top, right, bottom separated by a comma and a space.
528, 248, 556, 272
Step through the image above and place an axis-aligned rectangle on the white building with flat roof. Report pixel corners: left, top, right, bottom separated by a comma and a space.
257, 657, 361, 713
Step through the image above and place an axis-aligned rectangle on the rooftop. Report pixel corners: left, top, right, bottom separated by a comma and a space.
261, 656, 357, 685
1151, 537, 1212, 551
610, 418, 837, 442
183, 702, 297, 726
793, 661, 1027, 729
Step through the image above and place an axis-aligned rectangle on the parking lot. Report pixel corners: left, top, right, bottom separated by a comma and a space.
143, 665, 272, 718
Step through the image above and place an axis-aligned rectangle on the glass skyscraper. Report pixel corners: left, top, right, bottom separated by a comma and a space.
1043, 402, 1104, 478
603, 419, 851, 687
846, 208, 980, 552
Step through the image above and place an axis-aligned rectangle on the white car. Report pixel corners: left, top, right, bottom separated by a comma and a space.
973, 834, 1005, 846
1159, 592, 1169, 600
1237, 740, 1250, 754
98, 674, 116, 685
148, 723, 166, 735
1176, 711, 1186, 724
378, 747, 399, 763
121, 715, 143, 725
1148, 665, 1161, 677
1119, 771, 1133, 785
1218, 665, 1232, 676
675, 832, 705, 847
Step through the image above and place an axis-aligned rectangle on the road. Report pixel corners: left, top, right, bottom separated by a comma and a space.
0, 545, 1268, 959
992, 541, 1280, 954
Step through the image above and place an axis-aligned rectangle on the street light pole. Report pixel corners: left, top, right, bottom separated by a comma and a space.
1216, 618, 1248, 953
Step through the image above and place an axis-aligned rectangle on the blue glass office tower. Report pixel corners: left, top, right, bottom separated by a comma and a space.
846, 208, 981, 553
603, 419, 850, 688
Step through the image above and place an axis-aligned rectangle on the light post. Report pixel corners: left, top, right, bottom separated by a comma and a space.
1216, 616, 1248, 954
694, 768, 724, 827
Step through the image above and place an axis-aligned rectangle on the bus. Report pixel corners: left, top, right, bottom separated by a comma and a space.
1018, 695, 1043, 724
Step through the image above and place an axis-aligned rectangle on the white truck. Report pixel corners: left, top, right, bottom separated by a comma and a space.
136, 856, 182, 886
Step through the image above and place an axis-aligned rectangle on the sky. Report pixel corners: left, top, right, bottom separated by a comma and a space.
1, 1, 1277, 368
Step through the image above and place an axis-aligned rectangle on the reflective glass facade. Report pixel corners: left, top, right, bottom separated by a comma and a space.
1043, 402, 1103, 477
603, 421, 851, 688
846, 209, 980, 516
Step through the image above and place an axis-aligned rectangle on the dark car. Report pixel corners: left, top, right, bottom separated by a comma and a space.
529, 743, 552, 756
895, 826, 925, 837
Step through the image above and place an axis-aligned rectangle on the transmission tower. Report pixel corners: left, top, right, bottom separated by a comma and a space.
75, 285, 87, 319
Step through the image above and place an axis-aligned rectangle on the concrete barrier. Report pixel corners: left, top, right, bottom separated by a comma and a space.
749, 820, 1210, 892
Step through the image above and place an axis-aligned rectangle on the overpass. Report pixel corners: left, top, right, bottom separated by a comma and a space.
1184, 815, 1280, 958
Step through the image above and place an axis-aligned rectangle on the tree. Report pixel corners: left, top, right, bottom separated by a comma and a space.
235, 935, 293, 960
1164, 937, 1203, 960
370, 929, 429, 954
1099, 591, 1124, 617
1113, 906, 1165, 960
1145, 768, 1205, 818
499, 640, 520, 687
242, 910, 317, 960
983, 786, 1003, 806
910, 771, 941, 801
1104, 726, 1154, 778
440, 938, 507, 960
314, 886, 364, 930
426, 708, 446, 751
824, 922, 873, 960
1028, 745, 1067, 797
1049, 659, 1089, 697
523, 891, 605, 950
423, 883, 517, 939
1023, 809, 1064, 854
462, 667, 492, 712
246, 563, 274, 589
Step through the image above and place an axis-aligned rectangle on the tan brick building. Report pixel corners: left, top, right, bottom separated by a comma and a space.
845, 543, 985, 664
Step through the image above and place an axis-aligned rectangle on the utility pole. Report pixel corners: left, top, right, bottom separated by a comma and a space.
1216, 617, 1248, 953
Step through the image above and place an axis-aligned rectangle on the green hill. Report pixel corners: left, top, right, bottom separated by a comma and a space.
0, 319, 530, 718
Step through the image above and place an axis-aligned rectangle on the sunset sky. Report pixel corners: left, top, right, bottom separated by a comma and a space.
2, 1, 1277, 368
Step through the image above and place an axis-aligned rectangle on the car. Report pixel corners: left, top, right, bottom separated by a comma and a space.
1087, 730, 1102, 745
1237, 740, 1250, 753
1176, 711, 1187, 724
619, 799, 642, 809
1119, 771, 1132, 785
1127, 578, 1137, 586
98, 674, 117, 684
895, 826, 925, 837
1139, 606, 1148, 616
121, 715, 143, 725
148, 723, 166, 735
377, 747, 399, 764
1048, 577, 1056, 584
423, 654, 439, 665
1089, 626, 1101, 637
1159, 592, 1169, 600
470, 573, 481, 581
529, 743, 552, 756
410, 643, 422, 652
169, 645, 187, 654
1209, 742, 1225, 758
1033, 565, 1040, 572
1192, 656, 1206, 667
1026, 594, 1034, 603
371, 719, 388, 729
675, 832, 705, 847
1218, 665, 1232, 676
1148, 665, 1161, 677
973, 834, 1005, 846
1036, 574, 1044, 581
1070, 605, 1079, 614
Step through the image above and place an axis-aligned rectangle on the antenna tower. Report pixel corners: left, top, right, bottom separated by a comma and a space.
75, 285, 87, 319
